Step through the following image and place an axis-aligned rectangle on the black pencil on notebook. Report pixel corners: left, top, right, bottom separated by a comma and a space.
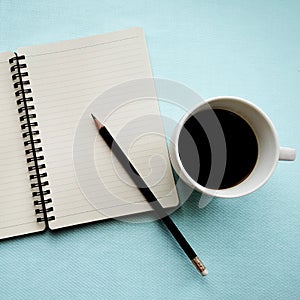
91, 114, 208, 276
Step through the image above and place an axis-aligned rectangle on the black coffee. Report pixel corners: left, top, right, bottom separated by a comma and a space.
178, 109, 258, 189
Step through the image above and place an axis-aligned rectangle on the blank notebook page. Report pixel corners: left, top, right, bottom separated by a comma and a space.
19, 28, 179, 229
0, 52, 45, 239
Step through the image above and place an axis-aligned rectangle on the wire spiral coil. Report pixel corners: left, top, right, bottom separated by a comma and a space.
9, 54, 55, 225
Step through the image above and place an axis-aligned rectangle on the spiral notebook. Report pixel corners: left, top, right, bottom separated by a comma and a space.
0, 28, 179, 240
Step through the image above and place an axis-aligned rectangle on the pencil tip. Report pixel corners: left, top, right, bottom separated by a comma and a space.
91, 113, 104, 130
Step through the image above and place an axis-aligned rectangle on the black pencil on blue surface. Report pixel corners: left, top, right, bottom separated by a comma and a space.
91, 113, 207, 276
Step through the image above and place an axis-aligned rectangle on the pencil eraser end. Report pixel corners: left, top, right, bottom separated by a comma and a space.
201, 269, 208, 276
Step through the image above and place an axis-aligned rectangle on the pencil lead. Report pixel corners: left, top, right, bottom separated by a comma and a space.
91, 113, 104, 130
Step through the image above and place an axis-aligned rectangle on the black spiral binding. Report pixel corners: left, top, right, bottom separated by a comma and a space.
9, 53, 55, 227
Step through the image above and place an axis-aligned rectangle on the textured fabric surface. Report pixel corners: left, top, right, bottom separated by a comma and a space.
0, 0, 299, 299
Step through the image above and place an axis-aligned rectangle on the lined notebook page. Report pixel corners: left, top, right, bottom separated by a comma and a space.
0, 52, 45, 239
19, 28, 179, 229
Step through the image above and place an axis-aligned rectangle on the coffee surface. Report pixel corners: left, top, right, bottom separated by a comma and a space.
178, 109, 258, 189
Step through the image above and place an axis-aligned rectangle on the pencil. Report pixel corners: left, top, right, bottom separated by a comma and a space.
91, 114, 207, 276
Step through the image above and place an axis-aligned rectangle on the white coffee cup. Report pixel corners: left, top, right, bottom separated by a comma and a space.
169, 96, 296, 201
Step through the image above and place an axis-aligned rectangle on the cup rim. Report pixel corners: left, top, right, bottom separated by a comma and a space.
172, 96, 280, 198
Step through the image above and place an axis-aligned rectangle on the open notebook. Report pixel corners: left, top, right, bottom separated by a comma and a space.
0, 28, 179, 240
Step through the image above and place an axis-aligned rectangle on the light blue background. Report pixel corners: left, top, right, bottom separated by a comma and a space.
1, 0, 299, 299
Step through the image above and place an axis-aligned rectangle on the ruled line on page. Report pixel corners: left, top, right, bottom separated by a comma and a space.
0, 51, 45, 238
19, 28, 178, 229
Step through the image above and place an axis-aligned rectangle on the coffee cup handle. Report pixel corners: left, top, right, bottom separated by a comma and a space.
279, 147, 296, 161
